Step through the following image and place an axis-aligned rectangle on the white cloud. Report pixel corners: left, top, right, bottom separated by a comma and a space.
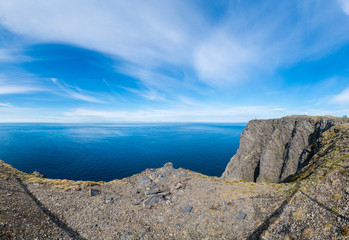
0, 0, 201, 67
50, 78, 106, 103
0, 0, 348, 89
0, 85, 43, 95
331, 86, 349, 104
64, 106, 288, 122
338, 0, 349, 15
0, 102, 13, 107
193, 32, 258, 85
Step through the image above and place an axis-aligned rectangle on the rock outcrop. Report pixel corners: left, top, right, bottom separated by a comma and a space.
222, 115, 349, 183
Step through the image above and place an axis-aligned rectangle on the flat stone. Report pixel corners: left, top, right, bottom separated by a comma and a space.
182, 206, 193, 213
143, 195, 165, 208
89, 189, 100, 197
144, 190, 162, 196
235, 212, 247, 220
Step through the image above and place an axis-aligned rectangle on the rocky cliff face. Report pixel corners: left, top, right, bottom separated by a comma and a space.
222, 116, 349, 183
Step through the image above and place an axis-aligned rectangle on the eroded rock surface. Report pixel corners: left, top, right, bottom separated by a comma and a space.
222, 116, 349, 183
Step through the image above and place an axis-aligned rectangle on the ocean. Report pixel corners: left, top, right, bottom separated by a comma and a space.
0, 123, 245, 182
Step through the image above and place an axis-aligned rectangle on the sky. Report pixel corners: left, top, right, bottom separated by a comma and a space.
0, 0, 349, 123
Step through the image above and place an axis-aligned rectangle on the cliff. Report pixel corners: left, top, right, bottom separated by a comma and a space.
222, 116, 349, 183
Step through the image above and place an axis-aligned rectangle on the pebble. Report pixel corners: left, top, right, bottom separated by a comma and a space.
182, 206, 193, 213
344, 187, 349, 195
175, 183, 183, 189
235, 212, 247, 220
89, 189, 100, 197
105, 197, 114, 204
0, 222, 6, 227
71, 186, 81, 191
174, 224, 181, 230
132, 198, 143, 205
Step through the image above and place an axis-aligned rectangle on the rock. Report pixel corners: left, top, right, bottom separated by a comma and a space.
157, 174, 169, 182
121, 231, 131, 240
235, 212, 247, 220
105, 197, 114, 204
89, 189, 100, 197
132, 197, 143, 205
181, 206, 193, 213
164, 162, 174, 170
175, 183, 183, 189
166, 200, 172, 205
33, 171, 46, 178
0, 222, 6, 227
149, 171, 160, 181
138, 175, 152, 186
159, 162, 178, 176
71, 186, 81, 191
344, 187, 349, 195
144, 190, 162, 196
143, 195, 165, 208
172, 195, 180, 202
161, 192, 171, 197
222, 116, 349, 183
174, 224, 181, 230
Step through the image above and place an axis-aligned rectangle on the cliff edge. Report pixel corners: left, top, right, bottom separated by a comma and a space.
222, 116, 349, 183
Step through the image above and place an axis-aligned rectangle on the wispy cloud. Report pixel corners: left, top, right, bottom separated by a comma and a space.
2, 1, 347, 89
330, 86, 349, 104
338, 0, 349, 15
64, 106, 289, 122
0, 85, 43, 95
50, 78, 106, 103
0, 102, 13, 107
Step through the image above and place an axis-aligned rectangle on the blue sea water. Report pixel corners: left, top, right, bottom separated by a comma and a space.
0, 123, 245, 182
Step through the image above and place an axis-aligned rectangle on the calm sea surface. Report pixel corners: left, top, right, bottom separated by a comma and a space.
0, 123, 245, 181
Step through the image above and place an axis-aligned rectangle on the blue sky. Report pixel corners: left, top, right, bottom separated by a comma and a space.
0, 0, 349, 122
